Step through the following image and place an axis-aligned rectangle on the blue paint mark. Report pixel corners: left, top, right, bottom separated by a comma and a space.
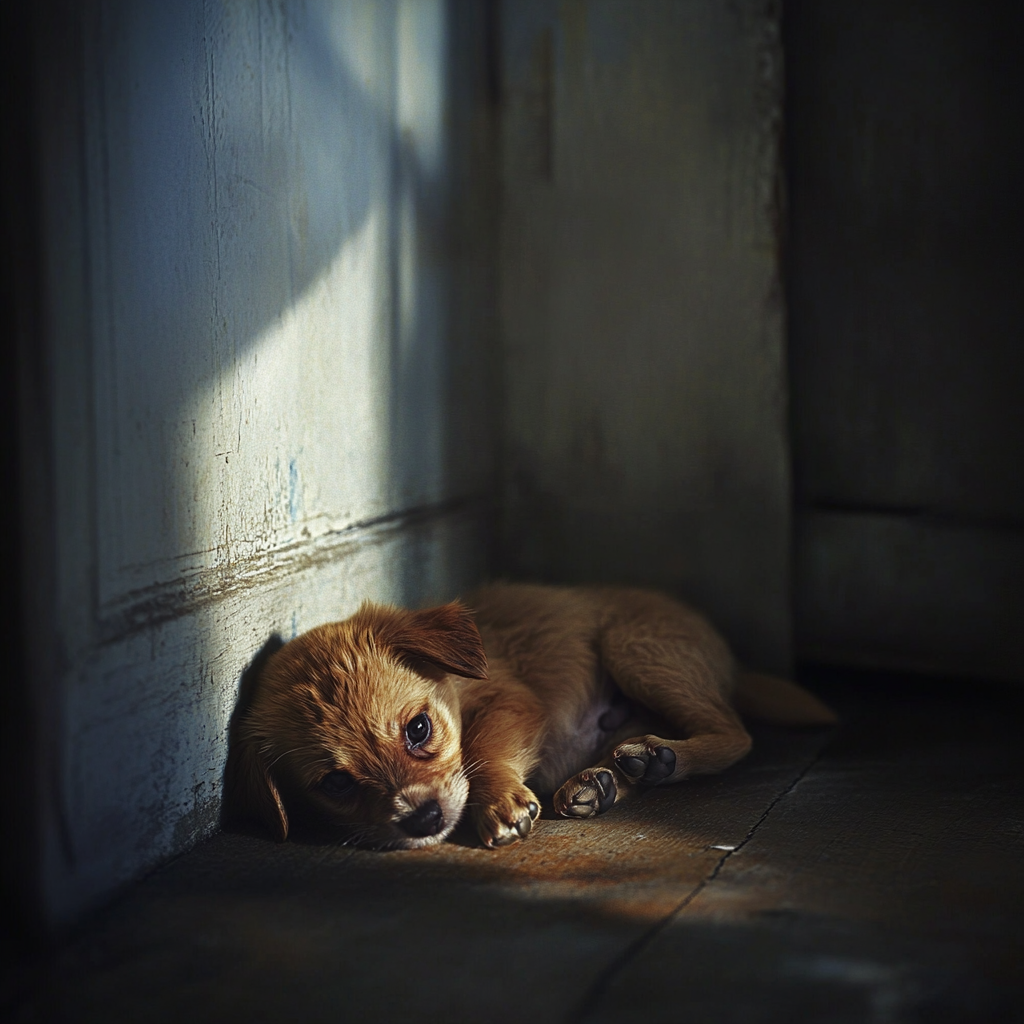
288, 458, 300, 523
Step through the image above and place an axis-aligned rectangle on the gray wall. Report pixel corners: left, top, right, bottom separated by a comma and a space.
786, 1, 1024, 678
23, 0, 496, 926
497, 0, 791, 673
18, 0, 794, 927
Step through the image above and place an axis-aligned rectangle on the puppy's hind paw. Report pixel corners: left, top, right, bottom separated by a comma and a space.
614, 737, 678, 785
554, 768, 618, 818
475, 785, 542, 848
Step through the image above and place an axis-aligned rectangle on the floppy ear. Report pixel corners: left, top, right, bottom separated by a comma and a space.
223, 726, 290, 841
381, 602, 488, 679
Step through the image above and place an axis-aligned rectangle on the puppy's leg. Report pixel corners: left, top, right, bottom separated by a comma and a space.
460, 678, 546, 847
598, 597, 752, 786
612, 724, 751, 786
551, 713, 653, 818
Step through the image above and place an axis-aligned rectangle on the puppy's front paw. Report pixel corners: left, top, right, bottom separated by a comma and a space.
474, 785, 541, 848
614, 737, 678, 785
554, 767, 618, 818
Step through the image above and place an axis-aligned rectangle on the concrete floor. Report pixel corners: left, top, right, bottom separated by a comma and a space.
4, 670, 1023, 1023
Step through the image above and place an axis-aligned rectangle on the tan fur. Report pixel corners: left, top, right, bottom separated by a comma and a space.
225, 583, 835, 849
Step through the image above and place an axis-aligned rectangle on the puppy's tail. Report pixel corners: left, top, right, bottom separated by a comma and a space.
734, 671, 838, 726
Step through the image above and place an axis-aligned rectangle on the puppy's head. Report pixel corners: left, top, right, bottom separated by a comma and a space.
226, 600, 487, 848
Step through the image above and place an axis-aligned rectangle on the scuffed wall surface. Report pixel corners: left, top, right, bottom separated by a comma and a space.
32, 0, 496, 924
26, 0, 794, 926
83, 0, 493, 626
498, 0, 791, 672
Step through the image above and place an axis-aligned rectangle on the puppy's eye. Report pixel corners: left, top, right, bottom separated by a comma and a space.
405, 712, 432, 749
320, 770, 356, 798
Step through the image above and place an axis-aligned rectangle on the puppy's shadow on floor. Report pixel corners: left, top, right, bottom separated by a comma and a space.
445, 820, 485, 848
444, 799, 563, 849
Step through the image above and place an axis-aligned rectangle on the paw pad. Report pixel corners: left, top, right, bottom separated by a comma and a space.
559, 768, 617, 818
615, 745, 675, 784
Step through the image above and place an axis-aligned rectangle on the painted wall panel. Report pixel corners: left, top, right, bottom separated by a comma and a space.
788, 2, 1024, 524
786, 1, 1024, 676
32, 0, 496, 924
84, 1, 486, 617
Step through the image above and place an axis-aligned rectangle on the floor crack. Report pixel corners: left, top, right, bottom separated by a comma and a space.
732, 741, 828, 853
567, 739, 831, 1023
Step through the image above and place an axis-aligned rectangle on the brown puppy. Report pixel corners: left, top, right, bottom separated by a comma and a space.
226, 583, 835, 849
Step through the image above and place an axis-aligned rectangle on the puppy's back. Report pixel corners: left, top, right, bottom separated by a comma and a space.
469, 583, 603, 703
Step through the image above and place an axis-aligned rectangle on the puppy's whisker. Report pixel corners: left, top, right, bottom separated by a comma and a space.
265, 746, 307, 770
460, 758, 490, 780
337, 831, 371, 849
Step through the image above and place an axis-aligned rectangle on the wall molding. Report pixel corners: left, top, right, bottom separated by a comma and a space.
94, 496, 489, 645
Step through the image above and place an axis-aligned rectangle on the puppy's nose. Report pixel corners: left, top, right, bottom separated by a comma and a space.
399, 799, 444, 838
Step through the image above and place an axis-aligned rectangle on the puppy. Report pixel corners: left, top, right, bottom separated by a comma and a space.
226, 583, 835, 849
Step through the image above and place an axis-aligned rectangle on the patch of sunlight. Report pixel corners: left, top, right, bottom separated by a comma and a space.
397, 0, 448, 180
178, 0, 451, 581
181, 204, 389, 569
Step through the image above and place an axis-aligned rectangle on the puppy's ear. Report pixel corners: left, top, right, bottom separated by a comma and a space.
381, 602, 488, 679
223, 727, 289, 841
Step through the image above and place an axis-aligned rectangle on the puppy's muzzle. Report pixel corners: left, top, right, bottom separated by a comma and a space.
399, 799, 445, 838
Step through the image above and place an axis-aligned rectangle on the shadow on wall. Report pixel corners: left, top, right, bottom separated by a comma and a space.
221, 632, 284, 835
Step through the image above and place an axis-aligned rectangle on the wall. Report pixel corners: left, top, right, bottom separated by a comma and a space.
786, 1, 1024, 678
22, 0, 497, 926
16, 0, 796, 929
497, 0, 791, 672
